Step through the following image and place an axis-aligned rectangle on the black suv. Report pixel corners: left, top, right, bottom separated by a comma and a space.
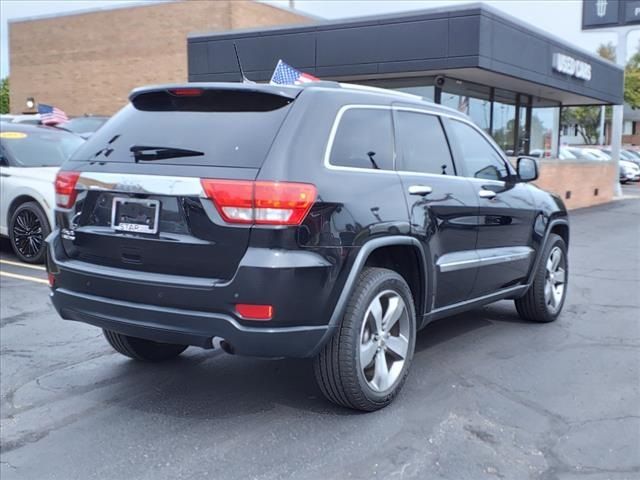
47, 83, 569, 411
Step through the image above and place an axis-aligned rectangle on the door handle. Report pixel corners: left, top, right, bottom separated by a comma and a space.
479, 189, 497, 199
408, 185, 433, 196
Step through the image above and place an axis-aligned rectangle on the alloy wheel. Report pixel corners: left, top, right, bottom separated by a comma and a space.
12, 209, 44, 259
359, 290, 410, 392
544, 246, 566, 313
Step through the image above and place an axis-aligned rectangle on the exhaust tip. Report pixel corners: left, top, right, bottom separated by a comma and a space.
211, 336, 235, 354
220, 340, 235, 355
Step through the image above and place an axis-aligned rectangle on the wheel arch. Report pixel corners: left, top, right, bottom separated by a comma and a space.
525, 218, 570, 287
7, 194, 45, 226
328, 236, 430, 333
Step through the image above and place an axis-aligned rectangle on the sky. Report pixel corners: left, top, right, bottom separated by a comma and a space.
1, 0, 639, 79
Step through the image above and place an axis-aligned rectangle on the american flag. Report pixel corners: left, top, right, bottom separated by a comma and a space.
270, 59, 319, 85
37, 104, 68, 125
457, 96, 469, 114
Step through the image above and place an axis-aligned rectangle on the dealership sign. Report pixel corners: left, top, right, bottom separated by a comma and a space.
582, 0, 640, 29
552, 53, 592, 81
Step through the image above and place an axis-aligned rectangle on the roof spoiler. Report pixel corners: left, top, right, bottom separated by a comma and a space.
129, 83, 302, 103
128, 83, 303, 112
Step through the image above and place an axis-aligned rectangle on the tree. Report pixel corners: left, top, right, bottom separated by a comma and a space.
561, 106, 600, 144
0, 77, 8, 114
625, 40, 640, 109
597, 42, 616, 62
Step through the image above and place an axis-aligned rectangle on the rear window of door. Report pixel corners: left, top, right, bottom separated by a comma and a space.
447, 120, 510, 181
329, 108, 394, 171
395, 110, 455, 176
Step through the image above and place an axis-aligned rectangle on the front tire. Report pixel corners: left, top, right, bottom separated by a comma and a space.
103, 329, 187, 362
9, 201, 50, 264
515, 233, 568, 323
314, 267, 416, 411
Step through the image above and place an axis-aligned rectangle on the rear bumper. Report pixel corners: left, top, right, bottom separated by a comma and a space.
47, 231, 347, 358
51, 288, 331, 357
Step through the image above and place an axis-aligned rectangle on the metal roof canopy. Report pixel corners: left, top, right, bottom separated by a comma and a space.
187, 3, 624, 107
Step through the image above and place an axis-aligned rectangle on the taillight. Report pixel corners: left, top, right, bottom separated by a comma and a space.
200, 179, 316, 226
55, 171, 81, 208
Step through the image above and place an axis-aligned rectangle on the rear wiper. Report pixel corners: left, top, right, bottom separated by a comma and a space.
130, 145, 205, 162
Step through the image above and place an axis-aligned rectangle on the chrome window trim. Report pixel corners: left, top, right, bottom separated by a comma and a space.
437, 246, 534, 273
76, 172, 205, 197
323, 103, 512, 179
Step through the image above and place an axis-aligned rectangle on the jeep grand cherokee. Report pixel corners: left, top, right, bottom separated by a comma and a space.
47, 83, 569, 411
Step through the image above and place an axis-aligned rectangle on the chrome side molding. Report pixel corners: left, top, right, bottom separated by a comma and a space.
437, 246, 534, 273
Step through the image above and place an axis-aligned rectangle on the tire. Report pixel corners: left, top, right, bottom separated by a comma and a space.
9, 201, 51, 264
314, 267, 416, 411
103, 329, 187, 362
515, 233, 568, 323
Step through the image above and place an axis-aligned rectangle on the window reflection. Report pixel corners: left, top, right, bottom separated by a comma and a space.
530, 108, 557, 156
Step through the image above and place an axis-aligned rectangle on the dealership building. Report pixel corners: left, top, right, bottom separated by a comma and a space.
188, 3, 624, 158
9, 1, 628, 208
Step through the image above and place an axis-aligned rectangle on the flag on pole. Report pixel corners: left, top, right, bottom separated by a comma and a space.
270, 60, 319, 85
38, 104, 69, 125
457, 96, 469, 114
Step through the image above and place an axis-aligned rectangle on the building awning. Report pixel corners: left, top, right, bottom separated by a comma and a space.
188, 3, 624, 106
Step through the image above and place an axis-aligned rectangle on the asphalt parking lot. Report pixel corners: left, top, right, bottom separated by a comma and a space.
1, 193, 639, 480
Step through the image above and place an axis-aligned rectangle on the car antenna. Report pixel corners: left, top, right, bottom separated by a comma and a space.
233, 43, 254, 84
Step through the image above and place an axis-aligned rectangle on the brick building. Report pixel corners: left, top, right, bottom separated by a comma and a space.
8, 0, 309, 116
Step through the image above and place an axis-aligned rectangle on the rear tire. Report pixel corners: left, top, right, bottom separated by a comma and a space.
314, 267, 416, 411
103, 329, 187, 362
9, 201, 50, 264
515, 233, 568, 323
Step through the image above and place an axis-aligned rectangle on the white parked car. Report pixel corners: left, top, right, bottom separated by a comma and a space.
0, 122, 84, 263
529, 147, 577, 160
620, 159, 640, 183
579, 148, 611, 161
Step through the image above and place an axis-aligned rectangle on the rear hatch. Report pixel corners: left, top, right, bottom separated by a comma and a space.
61, 85, 298, 280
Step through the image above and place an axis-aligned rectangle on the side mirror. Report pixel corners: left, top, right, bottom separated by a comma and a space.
517, 156, 538, 182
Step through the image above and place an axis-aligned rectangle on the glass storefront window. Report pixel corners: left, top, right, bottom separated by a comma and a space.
530, 108, 557, 157
441, 79, 491, 133
362, 77, 435, 102
491, 89, 517, 155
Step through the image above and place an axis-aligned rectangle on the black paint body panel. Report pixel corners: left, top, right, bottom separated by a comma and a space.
48, 83, 568, 357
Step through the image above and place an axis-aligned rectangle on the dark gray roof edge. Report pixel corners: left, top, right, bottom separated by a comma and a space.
188, 3, 482, 41
188, 2, 622, 72
477, 3, 622, 71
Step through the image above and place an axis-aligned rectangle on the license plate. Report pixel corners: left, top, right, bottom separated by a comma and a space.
111, 197, 160, 234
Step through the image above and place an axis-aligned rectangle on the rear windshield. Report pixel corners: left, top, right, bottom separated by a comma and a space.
1, 128, 85, 167
71, 92, 294, 167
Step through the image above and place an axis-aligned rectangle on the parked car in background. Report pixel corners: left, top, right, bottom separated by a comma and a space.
5, 114, 42, 125
0, 122, 85, 263
620, 159, 640, 183
529, 147, 577, 160
580, 148, 611, 161
47, 82, 570, 411
600, 149, 640, 168
59, 115, 109, 139
566, 147, 605, 161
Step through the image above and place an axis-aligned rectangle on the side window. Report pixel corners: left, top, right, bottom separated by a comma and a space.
448, 120, 510, 181
396, 111, 455, 175
329, 108, 394, 170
